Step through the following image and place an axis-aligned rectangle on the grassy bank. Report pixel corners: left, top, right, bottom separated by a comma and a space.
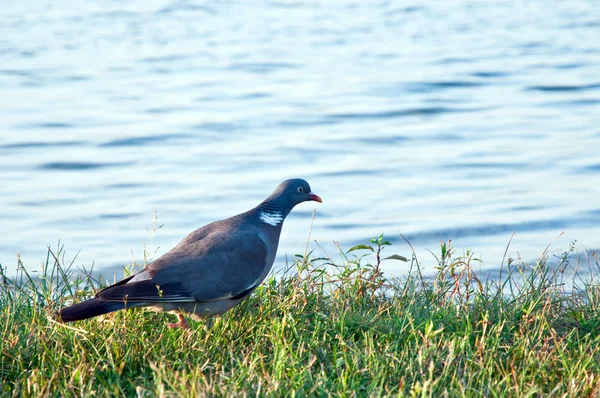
2, 236, 600, 397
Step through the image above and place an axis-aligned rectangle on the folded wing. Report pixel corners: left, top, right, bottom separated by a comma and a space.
96, 227, 269, 304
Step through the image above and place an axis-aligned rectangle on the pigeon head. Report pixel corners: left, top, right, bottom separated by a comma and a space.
271, 179, 322, 206
257, 179, 322, 226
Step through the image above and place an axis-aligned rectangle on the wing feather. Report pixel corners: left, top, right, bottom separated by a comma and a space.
96, 222, 270, 304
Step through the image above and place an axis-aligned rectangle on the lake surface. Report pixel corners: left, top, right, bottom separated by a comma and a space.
1, 0, 599, 278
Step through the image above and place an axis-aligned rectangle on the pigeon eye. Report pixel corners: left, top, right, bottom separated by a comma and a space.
297, 187, 303, 193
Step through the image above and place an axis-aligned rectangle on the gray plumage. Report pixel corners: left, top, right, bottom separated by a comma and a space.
58, 179, 322, 327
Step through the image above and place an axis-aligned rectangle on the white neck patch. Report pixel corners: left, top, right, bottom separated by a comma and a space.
259, 210, 284, 226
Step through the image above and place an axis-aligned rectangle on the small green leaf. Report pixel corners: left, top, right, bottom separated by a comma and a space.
384, 254, 409, 262
425, 320, 434, 335
347, 244, 374, 253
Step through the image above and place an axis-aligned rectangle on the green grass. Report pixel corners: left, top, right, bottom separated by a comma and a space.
2, 235, 600, 397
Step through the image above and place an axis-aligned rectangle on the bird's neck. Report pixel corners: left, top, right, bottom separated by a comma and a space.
255, 199, 290, 227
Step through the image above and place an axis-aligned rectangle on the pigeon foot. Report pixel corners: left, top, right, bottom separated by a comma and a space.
168, 313, 189, 329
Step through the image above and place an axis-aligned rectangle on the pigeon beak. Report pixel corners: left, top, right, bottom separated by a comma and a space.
307, 192, 323, 203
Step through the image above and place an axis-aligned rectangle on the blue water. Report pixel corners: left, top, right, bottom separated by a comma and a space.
1, 0, 599, 277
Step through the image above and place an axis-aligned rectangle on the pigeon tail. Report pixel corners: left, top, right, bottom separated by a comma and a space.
58, 298, 126, 323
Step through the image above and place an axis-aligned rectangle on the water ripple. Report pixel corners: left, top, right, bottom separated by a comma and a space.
191, 122, 238, 132
471, 71, 511, 78
354, 135, 409, 145
105, 183, 147, 189
157, 2, 215, 15
139, 54, 197, 64
39, 161, 135, 171
100, 134, 191, 147
0, 141, 85, 149
445, 162, 530, 170
98, 213, 141, 219
19, 198, 77, 207
277, 118, 336, 128
227, 62, 298, 74
404, 220, 566, 243
329, 106, 488, 121
315, 169, 381, 178
580, 164, 600, 173
20, 122, 75, 129
539, 99, 600, 107
144, 107, 193, 114
406, 81, 485, 92
527, 83, 600, 92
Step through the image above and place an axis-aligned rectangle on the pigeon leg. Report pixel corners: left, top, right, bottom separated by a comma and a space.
204, 317, 214, 331
168, 313, 189, 329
